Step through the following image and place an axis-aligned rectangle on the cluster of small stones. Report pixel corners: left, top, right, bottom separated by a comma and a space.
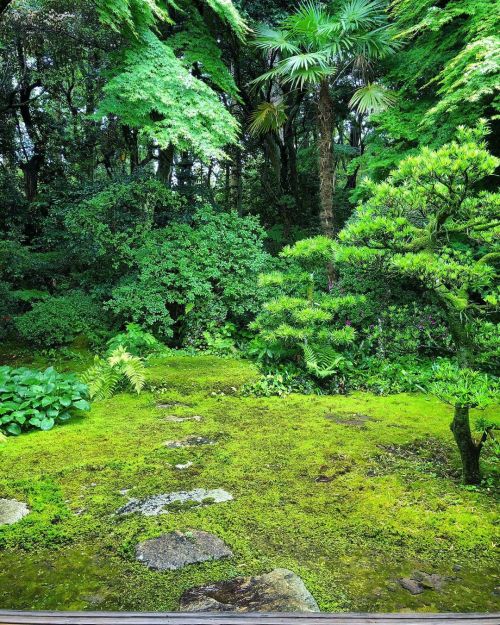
163, 436, 215, 448
399, 571, 449, 595
123, 407, 318, 612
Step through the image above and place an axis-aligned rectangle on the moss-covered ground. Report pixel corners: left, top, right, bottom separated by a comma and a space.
0, 353, 498, 612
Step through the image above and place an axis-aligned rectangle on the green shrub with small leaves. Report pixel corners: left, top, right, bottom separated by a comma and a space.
14, 292, 108, 348
0, 366, 90, 436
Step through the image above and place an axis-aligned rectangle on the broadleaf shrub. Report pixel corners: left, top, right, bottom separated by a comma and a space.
14, 292, 108, 348
0, 366, 90, 436
106, 323, 165, 358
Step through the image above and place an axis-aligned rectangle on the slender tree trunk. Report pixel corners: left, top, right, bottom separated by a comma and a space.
229, 145, 243, 215
317, 79, 335, 238
450, 405, 482, 484
157, 144, 174, 186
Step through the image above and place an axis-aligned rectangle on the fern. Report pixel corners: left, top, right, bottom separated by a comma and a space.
303, 343, 345, 379
81, 347, 146, 400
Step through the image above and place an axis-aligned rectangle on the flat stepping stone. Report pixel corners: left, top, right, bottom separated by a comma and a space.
136, 530, 232, 571
157, 401, 191, 409
163, 436, 214, 448
0, 498, 30, 526
116, 488, 233, 516
174, 462, 193, 470
180, 568, 319, 612
163, 415, 202, 423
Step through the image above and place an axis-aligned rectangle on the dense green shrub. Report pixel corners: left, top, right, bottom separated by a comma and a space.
106, 323, 165, 358
62, 179, 187, 269
0, 366, 90, 436
108, 205, 272, 343
14, 292, 108, 348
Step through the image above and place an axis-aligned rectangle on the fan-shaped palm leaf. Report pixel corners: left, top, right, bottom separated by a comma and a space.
349, 83, 397, 113
249, 101, 288, 135
339, 0, 387, 31
254, 24, 300, 54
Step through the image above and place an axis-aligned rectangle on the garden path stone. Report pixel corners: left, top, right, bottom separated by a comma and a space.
163, 415, 202, 423
180, 568, 320, 612
174, 462, 193, 470
0, 498, 30, 525
116, 488, 233, 516
136, 530, 232, 571
163, 436, 214, 448
399, 578, 424, 595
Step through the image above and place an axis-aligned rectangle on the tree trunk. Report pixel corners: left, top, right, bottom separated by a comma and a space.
20, 151, 43, 202
450, 405, 482, 485
157, 144, 174, 186
317, 79, 335, 238
229, 145, 243, 215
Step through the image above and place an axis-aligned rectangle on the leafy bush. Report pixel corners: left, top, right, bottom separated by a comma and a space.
14, 292, 108, 348
106, 323, 165, 358
108, 205, 272, 343
81, 346, 146, 400
241, 367, 320, 397
0, 366, 90, 436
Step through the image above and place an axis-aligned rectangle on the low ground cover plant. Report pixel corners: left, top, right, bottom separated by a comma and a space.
0, 366, 90, 436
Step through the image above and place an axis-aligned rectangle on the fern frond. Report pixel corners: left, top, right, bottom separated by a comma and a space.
81, 348, 146, 399
303, 343, 345, 379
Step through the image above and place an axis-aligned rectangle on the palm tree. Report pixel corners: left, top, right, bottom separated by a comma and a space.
253, 0, 398, 238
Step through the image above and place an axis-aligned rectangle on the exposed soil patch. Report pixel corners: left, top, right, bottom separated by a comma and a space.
369, 437, 460, 479
315, 453, 355, 482
325, 412, 377, 427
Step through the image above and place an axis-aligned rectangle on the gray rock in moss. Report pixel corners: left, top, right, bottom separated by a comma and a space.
0, 498, 30, 525
116, 488, 233, 516
180, 568, 320, 612
136, 530, 232, 571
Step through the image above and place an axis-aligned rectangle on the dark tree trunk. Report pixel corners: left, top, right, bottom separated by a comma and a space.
450, 406, 482, 485
122, 126, 139, 174
20, 151, 43, 202
157, 144, 174, 186
317, 79, 335, 238
229, 145, 243, 215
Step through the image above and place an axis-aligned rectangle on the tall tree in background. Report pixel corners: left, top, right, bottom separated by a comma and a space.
253, 0, 397, 237
360, 0, 500, 180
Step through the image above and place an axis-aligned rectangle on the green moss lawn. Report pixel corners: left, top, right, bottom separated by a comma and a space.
0, 354, 498, 612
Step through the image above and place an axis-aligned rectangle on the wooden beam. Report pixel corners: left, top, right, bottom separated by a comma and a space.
0, 612, 498, 625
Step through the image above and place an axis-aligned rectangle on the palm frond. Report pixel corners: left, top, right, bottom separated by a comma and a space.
338, 0, 387, 32
249, 101, 288, 135
282, 64, 333, 89
254, 25, 300, 55
286, 1, 327, 37
349, 83, 397, 114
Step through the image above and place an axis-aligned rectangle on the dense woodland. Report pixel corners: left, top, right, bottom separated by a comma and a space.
0, 0, 499, 487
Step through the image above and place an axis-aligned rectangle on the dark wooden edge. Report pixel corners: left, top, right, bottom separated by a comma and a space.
0, 612, 498, 625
